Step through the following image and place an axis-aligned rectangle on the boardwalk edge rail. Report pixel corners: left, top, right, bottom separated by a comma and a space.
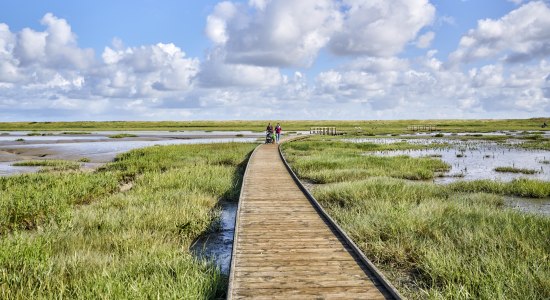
227, 144, 262, 300
278, 139, 404, 300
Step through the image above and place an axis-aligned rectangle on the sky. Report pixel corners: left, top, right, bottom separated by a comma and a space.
0, 0, 549, 121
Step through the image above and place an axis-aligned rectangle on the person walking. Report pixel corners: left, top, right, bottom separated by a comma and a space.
275, 123, 282, 144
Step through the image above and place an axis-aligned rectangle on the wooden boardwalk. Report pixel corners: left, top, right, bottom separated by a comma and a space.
228, 142, 398, 299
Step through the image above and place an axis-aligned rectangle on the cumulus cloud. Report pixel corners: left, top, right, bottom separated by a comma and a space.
205, 0, 341, 67
198, 50, 283, 87
416, 31, 435, 49
313, 50, 550, 115
0, 13, 203, 120
329, 0, 435, 56
100, 42, 199, 95
449, 1, 550, 65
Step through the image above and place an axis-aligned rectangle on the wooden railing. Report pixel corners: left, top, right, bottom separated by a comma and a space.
310, 127, 338, 135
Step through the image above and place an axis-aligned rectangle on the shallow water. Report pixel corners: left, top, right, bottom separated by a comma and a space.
0, 137, 257, 176
0, 163, 38, 176
347, 137, 550, 216
191, 201, 237, 275
347, 138, 550, 183
504, 196, 550, 217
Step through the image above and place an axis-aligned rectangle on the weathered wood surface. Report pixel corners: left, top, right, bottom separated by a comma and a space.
228, 143, 392, 299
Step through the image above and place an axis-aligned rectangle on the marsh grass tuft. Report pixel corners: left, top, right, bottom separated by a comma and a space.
108, 133, 138, 138
494, 166, 538, 174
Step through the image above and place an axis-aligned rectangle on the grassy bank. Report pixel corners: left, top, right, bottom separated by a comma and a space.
282, 139, 550, 299
0, 118, 548, 133
1, 142, 256, 299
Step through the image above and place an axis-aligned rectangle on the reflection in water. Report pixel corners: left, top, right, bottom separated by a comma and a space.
191, 201, 237, 275
504, 196, 550, 217
348, 138, 550, 183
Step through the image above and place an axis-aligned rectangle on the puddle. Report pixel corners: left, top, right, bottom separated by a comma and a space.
191, 201, 237, 275
0, 162, 39, 176
504, 196, 550, 217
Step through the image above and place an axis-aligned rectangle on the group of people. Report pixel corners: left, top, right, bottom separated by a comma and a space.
266, 123, 282, 144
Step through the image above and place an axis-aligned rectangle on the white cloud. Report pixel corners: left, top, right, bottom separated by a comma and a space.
329, 0, 435, 56
449, 1, 550, 65
100, 42, 199, 93
416, 31, 435, 49
205, 1, 238, 44
198, 49, 283, 87
205, 0, 341, 67
0, 13, 202, 120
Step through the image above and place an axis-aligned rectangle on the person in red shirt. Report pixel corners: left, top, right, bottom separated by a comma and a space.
275, 123, 282, 144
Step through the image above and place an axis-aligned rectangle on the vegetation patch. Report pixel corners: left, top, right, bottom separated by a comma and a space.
26, 132, 53, 136
12, 160, 80, 168
281, 140, 449, 183
108, 133, 138, 139
494, 166, 538, 174
62, 131, 92, 135
0, 142, 256, 298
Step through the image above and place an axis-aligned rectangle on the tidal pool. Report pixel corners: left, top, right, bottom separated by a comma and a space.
191, 201, 237, 275
347, 138, 550, 182
346, 137, 550, 216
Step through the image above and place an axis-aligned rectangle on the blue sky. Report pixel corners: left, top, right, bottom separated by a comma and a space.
0, 0, 549, 120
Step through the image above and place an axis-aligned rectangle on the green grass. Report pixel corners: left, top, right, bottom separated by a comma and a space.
0, 142, 256, 298
14, 138, 24, 142
78, 158, 91, 163
282, 139, 550, 299
494, 166, 538, 174
448, 178, 550, 198
519, 140, 550, 151
0, 118, 548, 134
108, 133, 138, 139
282, 140, 450, 183
12, 160, 81, 171
312, 179, 550, 299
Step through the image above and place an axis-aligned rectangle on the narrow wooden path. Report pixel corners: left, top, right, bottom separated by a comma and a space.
228, 142, 398, 299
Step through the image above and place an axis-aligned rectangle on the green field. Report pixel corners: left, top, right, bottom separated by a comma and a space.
0, 142, 256, 299
282, 139, 550, 299
0, 118, 548, 133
